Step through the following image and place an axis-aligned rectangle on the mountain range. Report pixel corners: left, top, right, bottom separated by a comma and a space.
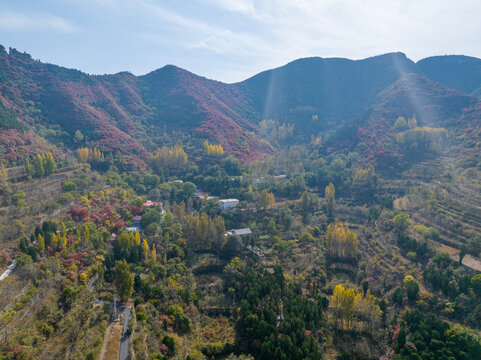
1, 44, 481, 163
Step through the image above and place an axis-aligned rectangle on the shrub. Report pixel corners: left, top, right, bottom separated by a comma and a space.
63, 181, 77, 192
202, 342, 224, 356
136, 310, 147, 321
162, 335, 176, 354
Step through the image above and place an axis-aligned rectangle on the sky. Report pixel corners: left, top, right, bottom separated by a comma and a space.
1, 0, 480, 83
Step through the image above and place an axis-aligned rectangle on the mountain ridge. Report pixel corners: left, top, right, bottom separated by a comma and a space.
1, 44, 481, 163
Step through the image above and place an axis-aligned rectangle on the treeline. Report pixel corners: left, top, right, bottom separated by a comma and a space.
112, 231, 156, 265
396, 126, 448, 154
77, 147, 104, 163
237, 266, 325, 360
24, 152, 56, 178
151, 145, 188, 171
183, 213, 225, 252
393, 309, 481, 359
259, 119, 294, 141
326, 221, 358, 258
331, 285, 382, 332
203, 140, 224, 155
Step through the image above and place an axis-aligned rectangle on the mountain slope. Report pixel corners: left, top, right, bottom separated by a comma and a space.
240, 52, 420, 131
417, 55, 481, 96
0, 46, 148, 155
326, 73, 480, 167
2, 44, 481, 164
0, 45, 272, 160
140, 65, 272, 160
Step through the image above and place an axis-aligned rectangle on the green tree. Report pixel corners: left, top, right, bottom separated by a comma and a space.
44, 152, 56, 176
471, 274, 481, 295
63, 181, 77, 192
0, 163, 7, 183
403, 276, 419, 302
260, 189, 275, 209
325, 182, 335, 221
114, 260, 133, 301
266, 219, 279, 237
32, 154, 44, 178
84, 225, 90, 244
24, 158, 33, 179
393, 213, 410, 234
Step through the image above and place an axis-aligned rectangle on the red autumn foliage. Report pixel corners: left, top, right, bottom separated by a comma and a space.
70, 206, 89, 221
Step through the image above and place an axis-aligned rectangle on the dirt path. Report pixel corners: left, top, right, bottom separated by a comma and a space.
103, 322, 123, 360
0, 261, 16, 281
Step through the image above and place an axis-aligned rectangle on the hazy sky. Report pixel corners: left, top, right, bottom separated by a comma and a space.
1, 0, 480, 82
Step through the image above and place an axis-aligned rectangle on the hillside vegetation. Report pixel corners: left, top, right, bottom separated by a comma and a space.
1, 48, 481, 360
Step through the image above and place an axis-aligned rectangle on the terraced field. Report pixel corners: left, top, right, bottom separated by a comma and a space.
0, 164, 83, 250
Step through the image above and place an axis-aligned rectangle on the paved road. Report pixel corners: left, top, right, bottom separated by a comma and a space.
0, 261, 17, 281
118, 305, 132, 360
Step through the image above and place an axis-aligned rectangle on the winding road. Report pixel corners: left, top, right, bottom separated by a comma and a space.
118, 305, 132, 360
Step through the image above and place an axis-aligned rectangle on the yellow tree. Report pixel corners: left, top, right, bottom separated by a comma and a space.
325, 182, 335, 220
62, 236, 68, 257
260, 190, 275, 209
38, 234, 45, 252
77, 147, 89, 162
0, 163, 8, 183
51, 233, 59, 250
331, 285, 381, 331
24, 158, 33, 179
151, 244, 157, 262
135, 231, 141, 246
44, 152, 56, 176
342, 288, 356, 330
326, 221, 358, 258
84, 225, 90, 245
143, 239, 149, 260
61, 222, 67, 238
332, 284, 345, 328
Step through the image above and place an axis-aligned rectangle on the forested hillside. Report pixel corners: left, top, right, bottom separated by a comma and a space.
1, 47, 481, 360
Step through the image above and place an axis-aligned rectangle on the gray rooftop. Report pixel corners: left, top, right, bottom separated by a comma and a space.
226, 228, 252, 236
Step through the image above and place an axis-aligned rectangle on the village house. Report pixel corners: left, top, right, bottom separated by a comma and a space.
143, 200, 162, 208
219, 198, 239, 210
225, 227, 252, 238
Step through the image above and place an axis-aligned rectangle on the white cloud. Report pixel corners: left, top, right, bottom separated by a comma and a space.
0, 11, 75, 33
192, 0, 481, 79
136, 0, 272, 58
202, 0, 258, 18
2, 0, 480, 82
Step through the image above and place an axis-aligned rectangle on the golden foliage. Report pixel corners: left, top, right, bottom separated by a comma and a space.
183, 213, 226, 251
203, 140, 224, 155
151, 244, 157, 262
77, 147, 104, 163
0, 163, 7, 182
331, 284, 382, 331
260, 189, 275, 209
326, 221, 358, 258
151, 145, 188, 170
325, 182, 335, 219
352, 166, 375, 186
143, 239, 149, 260
396, 126, 448, 152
